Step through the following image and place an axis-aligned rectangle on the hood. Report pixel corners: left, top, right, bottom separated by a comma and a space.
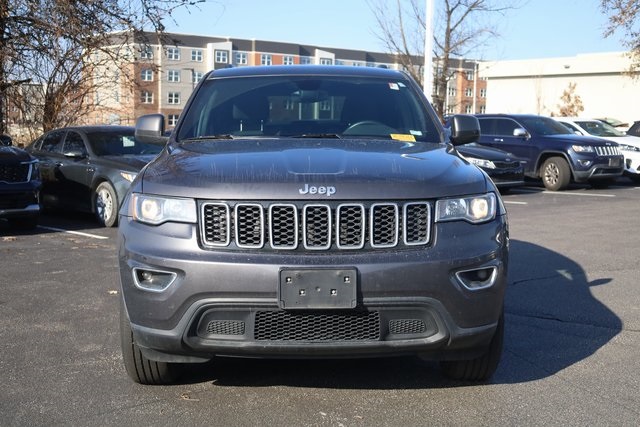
544, 133, 620, 146
457, 143, 517, 162
138, 138, 490, 200
99, 154, 157, 171
0, 146, 34, 164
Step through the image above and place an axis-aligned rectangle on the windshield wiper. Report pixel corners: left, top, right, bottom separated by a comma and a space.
290, 133, 341, 139
179, 134, 235, 142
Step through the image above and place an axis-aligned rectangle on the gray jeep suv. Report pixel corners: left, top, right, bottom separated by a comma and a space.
118, 66, 509, 384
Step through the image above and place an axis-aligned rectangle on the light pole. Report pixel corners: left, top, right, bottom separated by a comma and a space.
423, 0, 434, 101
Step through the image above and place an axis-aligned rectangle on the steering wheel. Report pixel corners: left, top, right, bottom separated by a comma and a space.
343, 120, 397, 135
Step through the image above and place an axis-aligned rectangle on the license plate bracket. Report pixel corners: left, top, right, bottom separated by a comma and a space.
279, 268, 357, 310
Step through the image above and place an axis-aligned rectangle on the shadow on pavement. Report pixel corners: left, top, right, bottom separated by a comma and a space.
171, 239, 621, 389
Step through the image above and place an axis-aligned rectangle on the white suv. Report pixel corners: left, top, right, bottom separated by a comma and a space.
557, 118, 640, 183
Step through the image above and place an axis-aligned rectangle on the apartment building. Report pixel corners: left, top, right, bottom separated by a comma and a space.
88, 32, 419, 127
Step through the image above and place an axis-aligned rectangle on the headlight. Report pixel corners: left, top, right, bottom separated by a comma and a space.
571, 145, 594, 153
617, 143, 640, 152
120, 171, 138, 182
131, 193, 197, 225
465, 157, 496, 169
435, 193, 497, 224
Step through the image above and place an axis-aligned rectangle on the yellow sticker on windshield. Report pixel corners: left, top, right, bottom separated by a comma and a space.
390, 134, 416, 142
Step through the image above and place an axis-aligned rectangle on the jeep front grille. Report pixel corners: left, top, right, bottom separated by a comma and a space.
200, 201, 431, 251
0, 162, 32, 183
594, 146, 620, 156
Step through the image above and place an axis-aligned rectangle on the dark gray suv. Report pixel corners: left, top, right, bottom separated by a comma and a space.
118, 66, 509, 384
475, 114, 624, 191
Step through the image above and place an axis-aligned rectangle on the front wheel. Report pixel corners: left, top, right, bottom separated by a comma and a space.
120, 301, 179, 385
439, 311, 504, 381
94, 182, 118, 227
541, 157, 571, 191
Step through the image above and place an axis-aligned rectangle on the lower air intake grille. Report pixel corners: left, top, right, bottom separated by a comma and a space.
206, 320, 245, 335
254, 310, 381, 341
389, 319, 428, 335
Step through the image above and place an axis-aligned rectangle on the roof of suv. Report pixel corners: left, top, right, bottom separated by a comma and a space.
206, 65, 409, 80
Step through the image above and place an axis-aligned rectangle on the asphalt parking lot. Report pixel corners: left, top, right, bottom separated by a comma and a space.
1, 180, 639, 426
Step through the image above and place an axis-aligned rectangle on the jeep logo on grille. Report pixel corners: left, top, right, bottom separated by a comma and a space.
299, 184, 336, 196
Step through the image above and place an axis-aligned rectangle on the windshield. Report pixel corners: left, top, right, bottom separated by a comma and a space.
520, 116, 574, 136
575, 120, 626, 137
88, 131, 164, 156
177, 74, 439, 143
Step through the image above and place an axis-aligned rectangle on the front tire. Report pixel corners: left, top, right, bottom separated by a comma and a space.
440, 311, 504, 381
94, 182, 118, 227
119, 302, 179, 385
541, 157, 571, 191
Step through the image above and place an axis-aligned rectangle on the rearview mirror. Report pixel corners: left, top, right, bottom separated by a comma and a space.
135, 114, 169, 144
448, 115, 480, 146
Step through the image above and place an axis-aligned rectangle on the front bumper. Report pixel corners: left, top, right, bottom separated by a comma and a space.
118, 215, 509, 363
0, 184, 40, 219
571, 154, 624, 182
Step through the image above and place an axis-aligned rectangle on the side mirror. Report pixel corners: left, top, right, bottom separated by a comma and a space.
448, 115, 480, 146
0, 134, 12, 146
135, 114, 169, 144
513, 127, 530, 139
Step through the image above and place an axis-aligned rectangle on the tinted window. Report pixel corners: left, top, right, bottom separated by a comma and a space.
177, 75, 439, 143
87, 130, 164, 156
519, 116, 572, 136
40, 131, 65, 153
495, 119, 521, 136
63, 131, 87, 155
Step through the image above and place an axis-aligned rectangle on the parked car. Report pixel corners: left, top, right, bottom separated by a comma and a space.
456, 143, 524, 190
474, 114, 624, 191
26, 126, 163, 227
0, 135, 41, 229
556, 118, 640, 183
626, 120, 640, 138
595, 117, 629, 130
118, 65, 509, 385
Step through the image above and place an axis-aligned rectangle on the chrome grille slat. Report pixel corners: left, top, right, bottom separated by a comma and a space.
200, 201, 432, 251
595, 146, 620, 156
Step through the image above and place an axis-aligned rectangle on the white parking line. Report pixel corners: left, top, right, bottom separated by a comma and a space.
38, 225, 109, 240
503, 201, 528, 205
541, 191, 615, 198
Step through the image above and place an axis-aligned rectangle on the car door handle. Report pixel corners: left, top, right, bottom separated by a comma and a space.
493, 138, 504, 142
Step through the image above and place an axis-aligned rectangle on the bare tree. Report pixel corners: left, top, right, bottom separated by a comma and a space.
601, 0, 640, 75
369, 0, 523, 119
0, 0, 203, 140
555, 82, 584, 117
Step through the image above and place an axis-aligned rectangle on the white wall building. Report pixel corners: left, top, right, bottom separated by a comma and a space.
479, 52, 639, 126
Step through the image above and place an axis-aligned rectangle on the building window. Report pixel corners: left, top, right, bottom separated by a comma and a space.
283, 56, 294, 65
168, 92, 180, 104
465, 105, 473, 114
480, 88, 487, 98
168, 69, 180, 82
465, 88, 473, 97
140, 91, 153, 104
168, 114, 179, 127
167, 47, 180, 60
447, 87, 456, 97
141, 69, 153, 81
191, 49, 203, 62
193, 71, 203, 84
466, 71, 474, 80
261, 54, 272, 65
140, 45, 153, 59
479, 105, 486, 113
215, 50, 228, 63
319, 58, 333, 65
235, 52, 248, 65
300, 56, 312, 65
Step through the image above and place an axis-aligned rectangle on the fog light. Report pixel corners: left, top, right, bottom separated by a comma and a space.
455, 266, 498, 291
577, 159, 592, 167
132, 267, 177, 292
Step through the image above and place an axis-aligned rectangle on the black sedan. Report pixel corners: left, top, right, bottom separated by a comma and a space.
456, 143, 525, 190
26, 126, 163, 226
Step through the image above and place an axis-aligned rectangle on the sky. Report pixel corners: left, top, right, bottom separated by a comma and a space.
165, 0, 627, 61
